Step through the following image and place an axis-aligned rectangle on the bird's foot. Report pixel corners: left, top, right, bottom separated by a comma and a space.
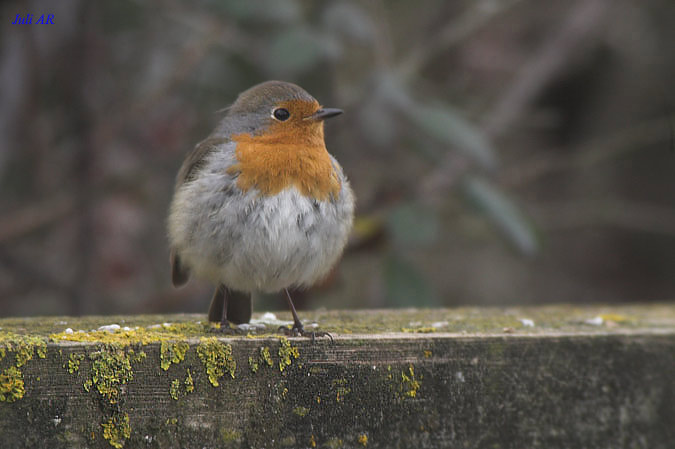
209, 321, 244, 335
278, 323, 333, 343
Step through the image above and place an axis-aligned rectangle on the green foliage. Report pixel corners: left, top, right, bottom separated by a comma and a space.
463, 176, 539, 256
404, 102, 497, 169
5, 0, 667, 315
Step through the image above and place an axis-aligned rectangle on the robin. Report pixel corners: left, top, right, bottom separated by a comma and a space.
167, 80, 354, 337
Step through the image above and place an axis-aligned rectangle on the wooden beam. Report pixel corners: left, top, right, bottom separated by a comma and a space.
1, 305, 673, 448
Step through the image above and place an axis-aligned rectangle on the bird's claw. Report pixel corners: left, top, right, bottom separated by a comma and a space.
278, 325, 333, 343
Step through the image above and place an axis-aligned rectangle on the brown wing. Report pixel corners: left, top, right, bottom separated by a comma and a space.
170, 136, 229, 287
175, 136, 229, 188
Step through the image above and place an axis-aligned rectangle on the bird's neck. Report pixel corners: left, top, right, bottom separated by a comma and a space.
229, 129, 340, 201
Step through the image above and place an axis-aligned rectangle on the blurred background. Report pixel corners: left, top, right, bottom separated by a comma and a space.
1, 0, 674, 317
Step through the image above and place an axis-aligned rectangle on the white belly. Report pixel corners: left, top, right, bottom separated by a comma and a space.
169, 182, 354, 293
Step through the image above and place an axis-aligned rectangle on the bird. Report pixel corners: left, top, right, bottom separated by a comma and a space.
167, 80, 354, 337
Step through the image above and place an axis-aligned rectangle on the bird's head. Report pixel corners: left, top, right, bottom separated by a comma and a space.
220, 81, 344, 200
219, 80, 342, 144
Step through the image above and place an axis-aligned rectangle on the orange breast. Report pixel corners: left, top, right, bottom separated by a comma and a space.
228, 121, 340, 201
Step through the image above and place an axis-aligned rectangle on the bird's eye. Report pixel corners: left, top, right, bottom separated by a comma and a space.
272, 108, 290, 121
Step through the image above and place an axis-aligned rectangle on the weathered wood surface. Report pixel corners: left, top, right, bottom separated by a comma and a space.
0, 305, 674, 449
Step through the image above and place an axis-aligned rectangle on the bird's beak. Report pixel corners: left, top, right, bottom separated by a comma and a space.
305, 108, 343, 121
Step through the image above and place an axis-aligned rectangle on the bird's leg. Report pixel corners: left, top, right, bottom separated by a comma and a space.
209, 284, 240, 334
280, 288, 332, 342
283, 288, 304, 333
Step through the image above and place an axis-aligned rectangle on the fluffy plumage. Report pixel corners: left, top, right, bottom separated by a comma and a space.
167, 81, 354, 328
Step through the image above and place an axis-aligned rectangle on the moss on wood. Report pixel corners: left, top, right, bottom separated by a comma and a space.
0, 305, 673, 448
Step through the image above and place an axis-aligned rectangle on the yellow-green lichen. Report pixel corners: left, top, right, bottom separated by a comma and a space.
279, 386, 289, 400
332, 378, 351, 403
400, 364, 421, 398
160, 341, 189, 371
402, 327, 437, 333
67, 353, 85, 374
197, 337, 235, 387
89, 346, 133, 404
324, 437, 344, 448
0, 304, 670, 341
278, 337, 299, 372
260, 346, 273, 366
129, 349, 146, 363
0, 332, 48, 368
47, 322, 209, 351
184, 368, 194, 393
37, 342, 47, 357
293, 406, 310, 417
358, 433, 368, 446
169, 369, 195, 400
101, 412, 131, 449
170, 379, 181, 400
280, 435, 296, 446
220, 428, 242, 443
598, 313, 630, 323
248, 356, 259, 373
0, 366, 25, 402
249, 346, 273, 373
